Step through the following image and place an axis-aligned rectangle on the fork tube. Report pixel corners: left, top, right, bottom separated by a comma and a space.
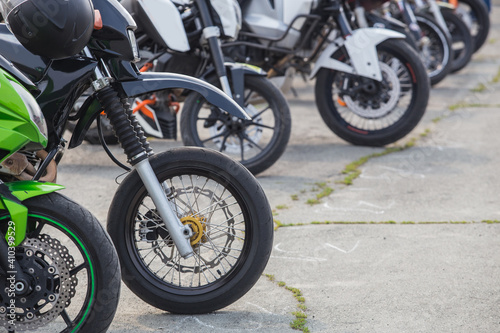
397, 0, 423, 41
334, 5, 353, 37
354, 4, 369, 28
134, 159, 194, 258
195, 0, 233, 96
428, 0, 450, 36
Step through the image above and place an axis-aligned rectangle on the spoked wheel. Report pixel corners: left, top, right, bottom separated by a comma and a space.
0, 193, 120, 333
315, 39, 429, 146
441, 9, 473, 73
107, 148, 274, 314
181, 75, 291, 175
415, 14, 453, 85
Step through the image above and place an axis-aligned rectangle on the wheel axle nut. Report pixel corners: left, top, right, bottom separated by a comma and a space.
15, 282, 25, 292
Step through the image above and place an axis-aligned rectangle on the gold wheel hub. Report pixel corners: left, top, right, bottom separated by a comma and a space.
180, 215, 207, 246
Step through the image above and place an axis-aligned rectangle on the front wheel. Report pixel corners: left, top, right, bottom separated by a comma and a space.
315, 39, 430, 146
415, 14, 453, 85
107, 148, 274, 314
441, 9, 473, 73
0, 193, 121, 333
456, 0, 490, 52
180, 75, 291, 175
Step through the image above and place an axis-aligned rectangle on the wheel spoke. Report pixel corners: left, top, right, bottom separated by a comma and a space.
201, 131, 226, 144
250, 105, 271, 120
239, 134, 245, 161
243, 89, 255, 104
193, 194, 236, 217
248, 121, 275, 130
242, 133, 264, 151
218, 133, 231, 153
179, 176, 195, 215
70, 263, 87, 276
60, 309, 72, 327
29, 220, 45, 238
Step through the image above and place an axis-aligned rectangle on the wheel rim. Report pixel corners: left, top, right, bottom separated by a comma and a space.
330, 50, 415, 132
0, 215, 95, 333
417, 18, 450, 78
128, 169, 251, 293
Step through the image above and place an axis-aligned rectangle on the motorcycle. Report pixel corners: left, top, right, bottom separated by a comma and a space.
355, 0, 452, 85
411, 0, 473, 73
102, 0, 291, 175
447, 0, 490, 52
360, 0, 471, 82
0, 55, 121, 332
0, 0, 274, 314
224, 0, 430, 147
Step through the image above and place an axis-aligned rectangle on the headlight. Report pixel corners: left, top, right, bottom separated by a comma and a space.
10, 80, 48, 142
127, 29, 141, 63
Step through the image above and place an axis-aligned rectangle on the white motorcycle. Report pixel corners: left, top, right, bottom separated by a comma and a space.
224, 0, 431, 147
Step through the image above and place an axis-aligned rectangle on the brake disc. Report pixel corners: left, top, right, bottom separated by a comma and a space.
343, 61, 401, 119
0, 235, 78, 331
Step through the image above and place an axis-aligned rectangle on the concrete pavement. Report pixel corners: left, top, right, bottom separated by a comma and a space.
56, 4, 500, 332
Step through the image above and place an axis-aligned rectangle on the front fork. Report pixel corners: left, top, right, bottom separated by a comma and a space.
85, 49, 195, 259
195, 0, 233, 97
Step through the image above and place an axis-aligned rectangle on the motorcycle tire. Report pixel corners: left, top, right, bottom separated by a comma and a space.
457, 0, 490, 52
415, 13, 454, 86
315, 39, 429, 147
180, 75, 291, 175
441, 9, 473, 73
0, 193, 121, 333
107, 147, 274, 314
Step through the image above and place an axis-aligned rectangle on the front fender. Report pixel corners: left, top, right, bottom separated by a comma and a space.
310, 28, 405, 81
118, 72, 250, 119
200, 62, 266, 106
0, 181, 64, 246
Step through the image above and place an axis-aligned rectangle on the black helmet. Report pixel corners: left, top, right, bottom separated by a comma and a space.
1, 0, 95, 59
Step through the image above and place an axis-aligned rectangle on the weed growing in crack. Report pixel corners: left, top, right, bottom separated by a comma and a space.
265, 274, 310, 333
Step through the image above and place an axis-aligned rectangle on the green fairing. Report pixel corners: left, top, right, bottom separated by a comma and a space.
0, 181, 64, 246
0, 197, 27, 247
0, 69, 47, 162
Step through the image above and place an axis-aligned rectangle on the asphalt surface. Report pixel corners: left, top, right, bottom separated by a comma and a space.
55, 4, 500, 332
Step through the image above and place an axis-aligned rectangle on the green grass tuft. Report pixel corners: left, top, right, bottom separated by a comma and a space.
471, 83, 487, 92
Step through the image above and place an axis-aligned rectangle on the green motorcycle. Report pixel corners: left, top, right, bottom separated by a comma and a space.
0, 58, 120, 332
